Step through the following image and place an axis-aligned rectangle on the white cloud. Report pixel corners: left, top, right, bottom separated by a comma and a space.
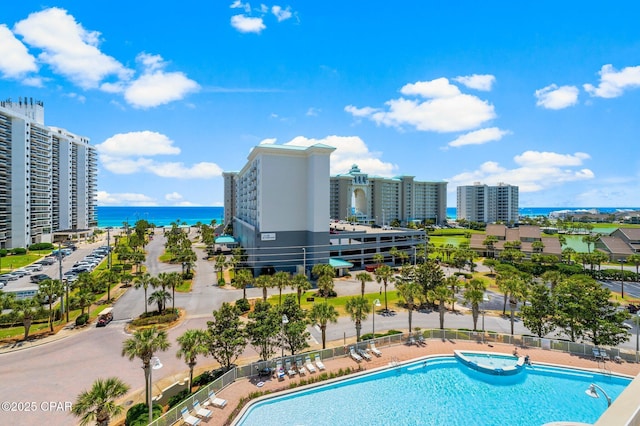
584, 64, 640, 98
96, 131, 181, 157
97, 190, 156, 206
272, 5, 292, 22
535, 84, 579, 109
259, 138, 277, 144
454, 74, 495, 91
282, 135, 397, 176
123, 53, 200, 108
0, 24, 38, 78
231, 15, 266, 33
230, 1, 252, 13
165, 192, 183, 201
447, 150, 594, 193
346, 77, 496, 133
13, 7, 131, 89
448, 127, 511, 147
147, 161, 222, 179
306, 107, 320, 116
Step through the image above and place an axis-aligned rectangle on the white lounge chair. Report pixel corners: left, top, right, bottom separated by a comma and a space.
350, 346, 363, 362
305, 355, 317, 373
204, 390, 227, 408
181, 407, 201, 426
193, 399, 212, 419
275, 360, 286, 380
296, 357, 307, 375
370, 342, 382, 357
599, 348, 610, 361
285, 359, 297, 376
314, 354, 326, 370
358, 347, 372, 360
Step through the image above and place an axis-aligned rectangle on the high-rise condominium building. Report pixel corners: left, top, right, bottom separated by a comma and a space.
456, 182, 519, 224
329, 165, 447, 226
226, 143, 335, 273
0, 98, 97, 249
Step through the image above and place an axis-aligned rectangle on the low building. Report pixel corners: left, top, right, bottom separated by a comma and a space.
469, 224, 562, 258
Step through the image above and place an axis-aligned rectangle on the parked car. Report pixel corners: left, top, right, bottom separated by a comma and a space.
0, 273, 19, 281
12, 269, 30, 277
25, 264, 43, 272
31, 274, 51, 283
36, 257, 57, 265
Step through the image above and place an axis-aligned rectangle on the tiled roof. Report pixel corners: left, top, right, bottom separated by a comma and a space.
598, 236, 634, 255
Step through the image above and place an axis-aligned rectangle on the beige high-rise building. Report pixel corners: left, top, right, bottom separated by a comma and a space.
457, 182, 519, 224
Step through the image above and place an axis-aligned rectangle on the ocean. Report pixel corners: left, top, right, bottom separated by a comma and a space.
96, 206, 639, 228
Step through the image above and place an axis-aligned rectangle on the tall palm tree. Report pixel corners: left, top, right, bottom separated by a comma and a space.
444, 275, 460, 311
355, 272, 372, 297
38, 278, 63, 332
429, 284, 453, 330
148, 290, 172, 313
372, 253, 384, 266
215, 254, 227, 282
312, 263, 335, 300
272, 271, 290, 305
72, 377, 130, 426
374, 265, 393, 313
100, 269, 120, 302
462, 278, 487, 331
345, 296, 370, 342
291, 273, 311, 306
176, 329, 209, 393
121, 328, 170, 420
77, 289, 96, 315
13, 297, 39, 340
309, 302, 338, 349
134, 273, 153, 314
255, 274, 272, 301
232, 269, 253, 300
165, 271, 182, 311
396, 281, 422, 333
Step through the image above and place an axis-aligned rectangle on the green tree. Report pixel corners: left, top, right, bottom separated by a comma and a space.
463, 278, 487, 331
372, 253, 384, 266
134, 273, 154, 315
374, 264, 393, 313
272, 271, 291, 305
164, 271, 182, 311
482, 235, 499, 258
309, 302, 338, 349
246, 300, 280, 361
100, 269, 120, 302
389, 247, 399, 265
13, 297, 40, 340
582, 234, 598, 254
176, 329, 209, 393
255, 274, 272, 302
520, 282, 555, 338
355, 272, 372, 297
280, 294, 310, 355
207, 302, 247, 371
121, 327, 170, 417
628, 253, 640, 278
312, 263, 335, 300
414, 259, 445, 297
345, 296, 370, 342
72, 377, 130, 426
215, 254, 227, 281
38, 278, 63, 332
429, 284, 453, 330
232, 269, 253, 300
148, 290, 172, 313
541, 270, 564, 290
291, 273, 311, 306
396, 280, 422, 333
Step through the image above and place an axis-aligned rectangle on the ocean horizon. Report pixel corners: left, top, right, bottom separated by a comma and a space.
96, 206, 640, 228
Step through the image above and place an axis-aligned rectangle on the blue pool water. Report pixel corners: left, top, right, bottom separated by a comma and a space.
236, 357, 631, 426
458, 352, 519, 369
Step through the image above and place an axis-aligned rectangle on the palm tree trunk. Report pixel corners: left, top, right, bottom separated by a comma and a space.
262, 287, 267, 301
472, 305, 478, 331
297, 288, 301, 306
144, 288, 148, 314
439, 305, 445, 329
510, 305, 515, 335
172, 288, 175, 311
356, 321, 361, 342
408, 309, 413, 333
321, 326, 327, 349
383, 282, 388, 312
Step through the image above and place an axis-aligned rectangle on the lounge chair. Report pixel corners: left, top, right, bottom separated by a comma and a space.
275, 360, 286, 380
296, 357, 307, 375
181, 407, 201, 426
599, 349, 610, 361
314, 354, 326, 370
204, 390, 227, 408
193, 399, 212, 419
370, 342, 382, 357
358, 347, 372, 360
285, 359, 297, 376
407, 336, 417, 346
305, 355, 317, 373
416, 334, 426, 346
349, 346, 363, 362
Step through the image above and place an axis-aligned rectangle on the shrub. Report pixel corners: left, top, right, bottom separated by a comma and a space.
75, 313, 89, 326
125, 403, 162, 426
183, 271, 194, 280
29, 242, 55, 251
192, 371, 215, 387
235, 298, 250, 313
10, 247, 27, 255
131, 311, 179, 326
218, 277, 226, 286
0, 249, 6, 257
167, 389, 190, 408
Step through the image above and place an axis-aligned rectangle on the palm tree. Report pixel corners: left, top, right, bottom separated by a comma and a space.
372, 253, 384, 266
121, 328, 170, 419
355, 272, 372, 297
374, 265, 393, 313
291, 273, 311, 306
38, 278, 63, 332
232, 269, 253, 300
308, 302, 339, 349
463, 278, 487, 331
345, 296, 370, 342
396, 280, 422, 333
389, 247, 399, 265
176, 329, 209, 393
628, 253, 640, 278
255, 274, 272, 301
582, 234, 598, 254
165, 271, 182, 311
134, 273, 153, 314
77, 289, 96, 315
429, 284, 453, 329
272, 271, 290, 305
100, 269, 120, 302
215, 254, 227, 282
444, 275, 460, 311
148, 290, 172, 313
13, 297, 39, 340
72, 377, 130, 426
312, 263, 335, 300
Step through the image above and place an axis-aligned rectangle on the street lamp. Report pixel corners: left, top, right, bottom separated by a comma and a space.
585, 383, 611, 407
149, 356, 163, 422
281, 314, 289, 366
619, 259, 626, 299
481, 295, 490, 343
372, 299, 381, 339
635, 312, 640, 363
302, 247, 306, 278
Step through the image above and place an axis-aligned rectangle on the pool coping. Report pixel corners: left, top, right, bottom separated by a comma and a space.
231, 352, 635, 425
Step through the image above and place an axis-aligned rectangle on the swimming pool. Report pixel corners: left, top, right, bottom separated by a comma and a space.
235, 356, 631, 426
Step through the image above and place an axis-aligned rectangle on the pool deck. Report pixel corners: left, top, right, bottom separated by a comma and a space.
205, 340, 640, 426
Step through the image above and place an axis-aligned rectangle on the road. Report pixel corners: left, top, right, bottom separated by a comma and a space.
1, 232, 640, 425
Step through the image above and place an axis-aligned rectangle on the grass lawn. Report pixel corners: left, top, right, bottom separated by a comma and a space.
267, 289, 403, 316
175, 279, 192, 292
0, 251, 51, 272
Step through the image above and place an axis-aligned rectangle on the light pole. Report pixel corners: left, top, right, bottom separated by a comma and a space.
148, 356, 163, 422
302, 247, 306, 278
585, 383, 611, 407
372, 299, 381, 339
619, 259, 626, 299
635, 312, 640, 363
106, 227, 112, 270
281, 314, 289, 366
481, 295, 490, 343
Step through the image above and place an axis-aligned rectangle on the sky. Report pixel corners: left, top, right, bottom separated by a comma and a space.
1, 2, 640, 208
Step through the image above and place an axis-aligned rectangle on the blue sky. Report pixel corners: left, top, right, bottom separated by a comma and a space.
1, 2, 639, 207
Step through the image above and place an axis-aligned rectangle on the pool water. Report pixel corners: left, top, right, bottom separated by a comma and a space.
458, 352, 519, 369
236, 357, 631, 426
